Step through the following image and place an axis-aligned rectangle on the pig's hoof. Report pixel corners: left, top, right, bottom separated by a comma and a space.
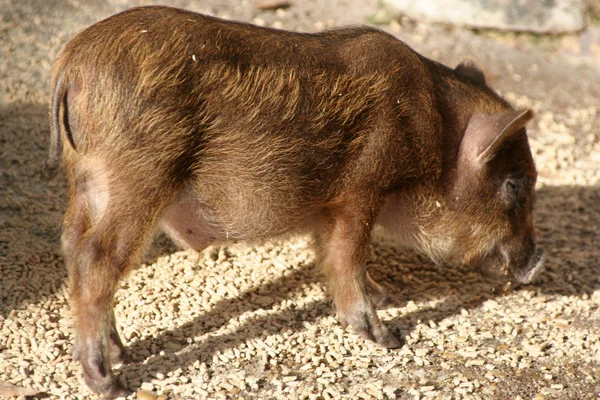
353, 322, 403, 349
82, 357, 129, 398
377, 330, 403, 348
87, 375, 129, 399
365, 327, 402, 349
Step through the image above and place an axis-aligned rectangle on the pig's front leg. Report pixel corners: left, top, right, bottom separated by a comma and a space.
318, 209, 401, 349
73, 310, 129, 366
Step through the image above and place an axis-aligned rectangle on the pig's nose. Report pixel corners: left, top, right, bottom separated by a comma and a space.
516, 245, 546, 284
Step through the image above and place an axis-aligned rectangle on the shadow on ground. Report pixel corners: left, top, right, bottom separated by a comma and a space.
114, 185, 599, 392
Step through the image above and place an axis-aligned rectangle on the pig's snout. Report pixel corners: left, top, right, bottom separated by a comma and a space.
514, 245, 546, 284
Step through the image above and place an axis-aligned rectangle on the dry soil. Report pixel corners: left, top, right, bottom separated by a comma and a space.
1, 0, 599, 399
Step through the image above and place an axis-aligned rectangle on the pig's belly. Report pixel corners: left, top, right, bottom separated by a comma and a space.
158, 184, 314, 250
159, 187, 221, 251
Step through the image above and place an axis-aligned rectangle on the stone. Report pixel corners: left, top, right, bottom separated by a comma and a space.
382, 0, 586, 33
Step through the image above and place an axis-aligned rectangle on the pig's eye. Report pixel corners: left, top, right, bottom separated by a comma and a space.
502, 177, 526, 208
505, 180, 518, 194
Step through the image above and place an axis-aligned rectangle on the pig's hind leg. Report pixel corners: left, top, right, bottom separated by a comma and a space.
64, 169, 175, 397
318, 207, 401, 349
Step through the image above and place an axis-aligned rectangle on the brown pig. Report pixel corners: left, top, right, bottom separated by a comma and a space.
48, 5, 545, 397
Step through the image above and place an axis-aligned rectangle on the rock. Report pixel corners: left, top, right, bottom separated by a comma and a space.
382, 0, 586, 33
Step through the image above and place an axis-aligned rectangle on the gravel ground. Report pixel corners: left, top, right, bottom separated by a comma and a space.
1, 0, 599, 399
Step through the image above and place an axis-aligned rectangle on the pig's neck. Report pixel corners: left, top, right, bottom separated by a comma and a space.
375, 184, 451, 263
374, 64, 492, 261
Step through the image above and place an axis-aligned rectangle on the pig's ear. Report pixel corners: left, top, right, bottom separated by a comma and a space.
455, 60, 486, 85
463, 109, 534, 165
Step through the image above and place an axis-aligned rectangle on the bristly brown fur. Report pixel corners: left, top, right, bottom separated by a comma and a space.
50, 6, 542, 397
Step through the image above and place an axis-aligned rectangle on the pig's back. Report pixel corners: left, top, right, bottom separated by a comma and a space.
54, 6, 438, 239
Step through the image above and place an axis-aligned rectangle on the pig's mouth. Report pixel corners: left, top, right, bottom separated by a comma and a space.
477, 244, 546, 285
514, 246, 546, 284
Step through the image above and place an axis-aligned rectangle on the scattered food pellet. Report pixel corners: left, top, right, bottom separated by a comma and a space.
2, 2, 600, 400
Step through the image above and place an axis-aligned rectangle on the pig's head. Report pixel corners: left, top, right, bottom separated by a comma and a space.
382, 107, 545, 284
439, 108, 545, 284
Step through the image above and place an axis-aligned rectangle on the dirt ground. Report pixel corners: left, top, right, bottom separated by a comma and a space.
1, 0, 599, 399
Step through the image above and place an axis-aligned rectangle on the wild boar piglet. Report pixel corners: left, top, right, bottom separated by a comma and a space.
49, 5, 544, 397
